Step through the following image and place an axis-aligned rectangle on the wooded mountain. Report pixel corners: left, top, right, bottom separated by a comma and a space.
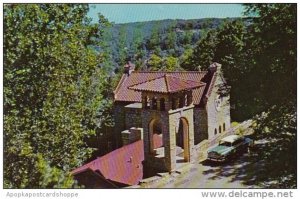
99, 17, 251, 72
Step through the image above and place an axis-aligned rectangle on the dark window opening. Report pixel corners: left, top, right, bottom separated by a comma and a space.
172, 97, 176, 109
179, 96, 184, 108
152, 97, 157, 110
160, 98, 165, 111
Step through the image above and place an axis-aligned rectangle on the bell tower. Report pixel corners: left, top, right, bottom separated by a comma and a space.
129, 74, 205, 173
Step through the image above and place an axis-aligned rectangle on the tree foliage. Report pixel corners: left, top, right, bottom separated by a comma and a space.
4, 4, 111, 188
146, 54, 162, 71
146, 54, 181, 72
245, 4, 296, 188
99, 18, 232, 71
182, 4, 296, 188
244, 4, 296, 108
181, 30, 217, 70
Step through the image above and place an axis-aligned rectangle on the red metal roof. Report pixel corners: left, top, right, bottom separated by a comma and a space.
72, 140, 144, 186
114, 71, 214, 105
72, 133, 163, 186
128, 74, 205, 93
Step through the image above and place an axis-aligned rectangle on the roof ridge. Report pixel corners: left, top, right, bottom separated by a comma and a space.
205, 72, 218, 98
131, 71, 207, 74
165, 74, 205, 85
128, 74, 165, 88
129, 73, 205, 93
164, 74, 169, 92
113, 74, 126, 96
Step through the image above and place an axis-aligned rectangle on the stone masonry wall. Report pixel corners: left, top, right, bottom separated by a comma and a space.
121, 127, 143, 146
194, 108, 208, 145
125, 106, 142, 129
142, 109, 170, 172
206, 73, 231, 140
113, 102, 129, 148
142, 104, 195, 172
168, 106, 194, 167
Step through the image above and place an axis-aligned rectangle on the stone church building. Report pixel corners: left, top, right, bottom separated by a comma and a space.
72, 62, 231, 188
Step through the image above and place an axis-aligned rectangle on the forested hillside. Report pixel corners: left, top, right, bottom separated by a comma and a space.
99, 18, 252, 72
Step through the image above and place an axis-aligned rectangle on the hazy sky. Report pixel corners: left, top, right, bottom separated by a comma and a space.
88, 4, 245, 24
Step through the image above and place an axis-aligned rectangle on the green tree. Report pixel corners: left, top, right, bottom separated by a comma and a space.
4, 4, 110, 188
147, 21, 161, 50
181, 30, 218, 71
243, 4, 296, 188
132, 24, 144, 58
117, 25, 128, 65
244, 4, 296, 108
147, 54, 162, 71
182, 30, 193, 46
180, 4, 296, 187
213, 20, 250, 119
165, 30, 176, 50
163, 56, 180, 71
179, 48, 193, 68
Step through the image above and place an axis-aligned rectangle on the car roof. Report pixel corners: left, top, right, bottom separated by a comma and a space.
220, 135, 242, 143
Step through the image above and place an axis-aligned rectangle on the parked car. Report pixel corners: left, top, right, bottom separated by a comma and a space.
207, 134, 254, 162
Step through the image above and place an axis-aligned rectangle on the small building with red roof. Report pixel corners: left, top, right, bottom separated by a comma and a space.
72, 139, 144, 188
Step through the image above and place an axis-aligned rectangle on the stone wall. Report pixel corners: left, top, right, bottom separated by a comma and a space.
121, 127, 143, 146
125, 103, 142, 129
194, 108, 208, 145
168, 105, 194, 168
142, 104, 195, 173
142, 108, 170, 172
192, 139, 209, 162
206, 73, 231, 140
113, 102, 129, 148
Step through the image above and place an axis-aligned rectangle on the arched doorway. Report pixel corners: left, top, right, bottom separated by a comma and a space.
176, 118, 189, 162
149, 119, 164, 157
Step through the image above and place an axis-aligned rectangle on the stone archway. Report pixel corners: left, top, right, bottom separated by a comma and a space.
176, 117, 190, 162
149, 119, 164, 156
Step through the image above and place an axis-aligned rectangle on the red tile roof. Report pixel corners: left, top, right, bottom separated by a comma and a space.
128, 74, 205, 93
72, 140, 144, 186
114, 71, 214, 105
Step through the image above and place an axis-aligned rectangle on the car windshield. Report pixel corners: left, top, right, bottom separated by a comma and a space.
219, 141, 232, 147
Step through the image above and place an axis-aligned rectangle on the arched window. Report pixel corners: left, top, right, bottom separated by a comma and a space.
152, 97, 157, 110
219, 125, 222, 134
223, 123, 226, 131
160, 98, 165, 111
214, 128, 217, 135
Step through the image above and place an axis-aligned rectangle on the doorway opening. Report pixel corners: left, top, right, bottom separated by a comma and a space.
149, 119, 164, 158
176, 117, 189, 163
